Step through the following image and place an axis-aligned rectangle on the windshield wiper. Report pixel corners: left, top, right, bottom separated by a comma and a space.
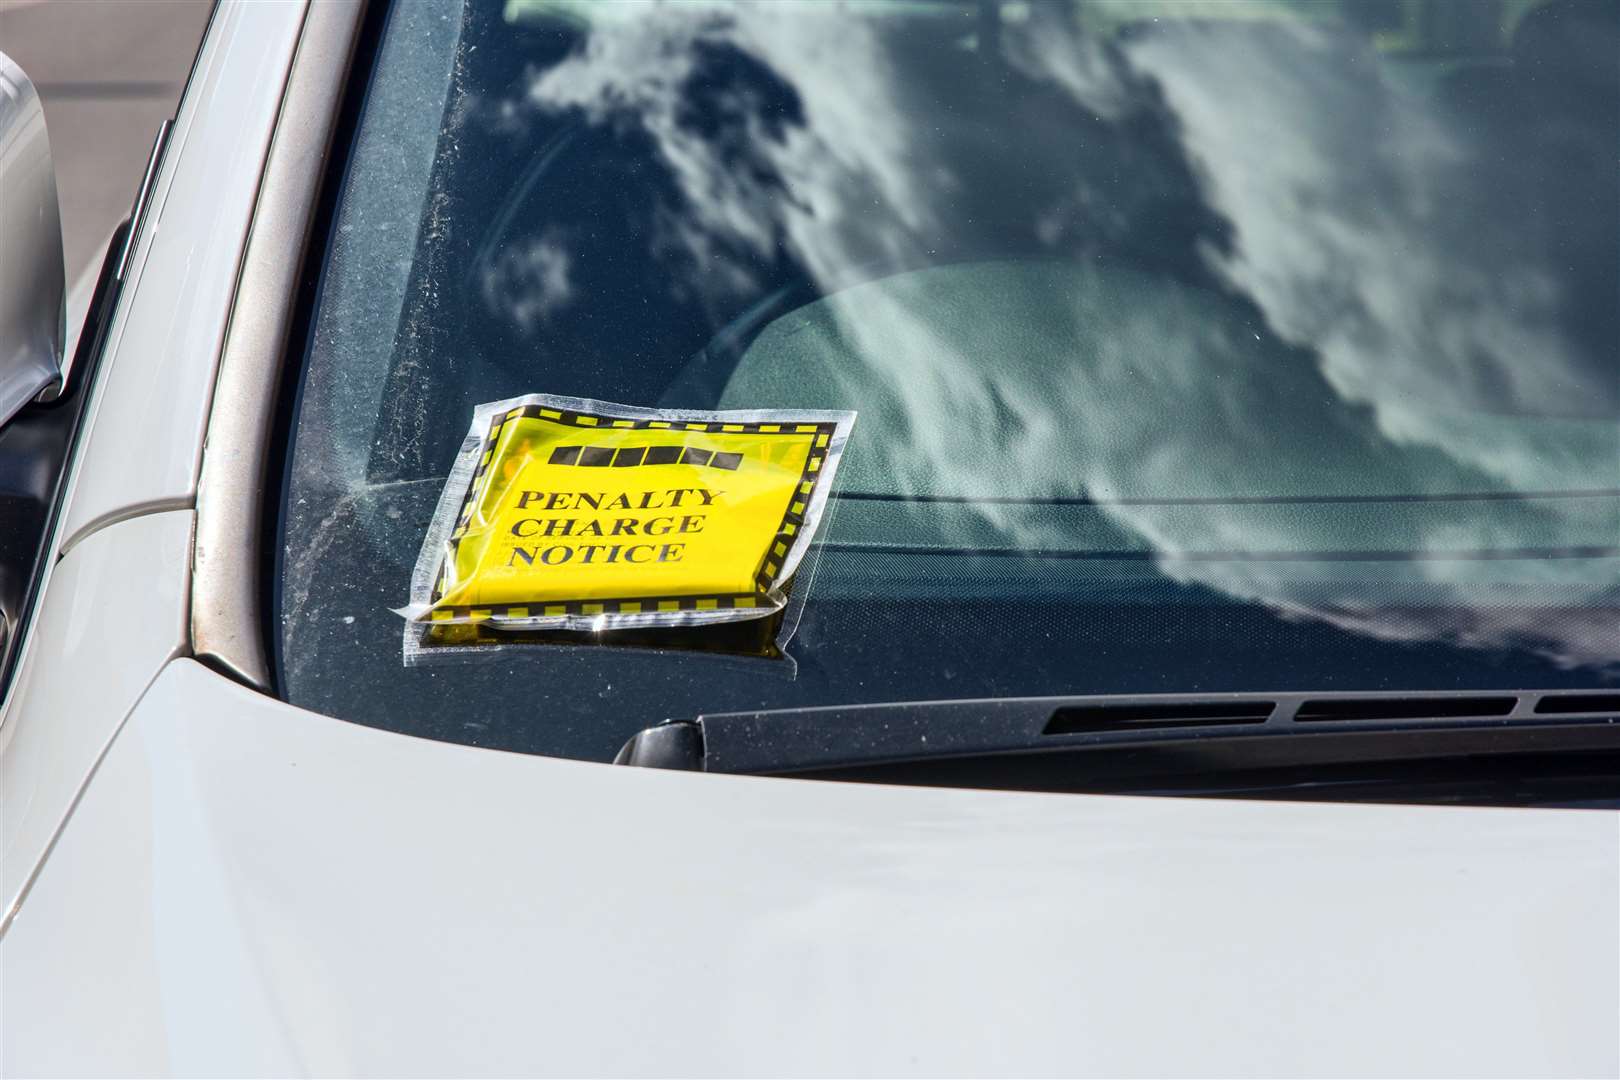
615, 690, 1620, 782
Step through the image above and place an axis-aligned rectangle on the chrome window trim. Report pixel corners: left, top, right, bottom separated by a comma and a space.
112, 120, 172, 284
37, 119, 172, 406
193, 0, 368, 690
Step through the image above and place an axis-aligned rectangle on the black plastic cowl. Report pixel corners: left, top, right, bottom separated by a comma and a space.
613, 721, 706, 770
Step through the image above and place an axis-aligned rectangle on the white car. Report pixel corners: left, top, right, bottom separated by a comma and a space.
2, 1, 1617, 1075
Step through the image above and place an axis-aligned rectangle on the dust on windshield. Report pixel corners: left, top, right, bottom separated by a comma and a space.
278, 0, 1620, 762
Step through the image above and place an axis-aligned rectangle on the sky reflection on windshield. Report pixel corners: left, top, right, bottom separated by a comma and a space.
504, 0, 1619, 670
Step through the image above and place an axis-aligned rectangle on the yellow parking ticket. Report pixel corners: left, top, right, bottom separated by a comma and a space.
403, 394, 855, 632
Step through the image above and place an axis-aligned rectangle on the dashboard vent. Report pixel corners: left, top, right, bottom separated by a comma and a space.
1045, 701, 1274, 735
1295, 697, 1515, 723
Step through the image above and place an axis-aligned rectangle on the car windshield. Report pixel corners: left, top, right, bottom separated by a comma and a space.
278, 0, 1619, 762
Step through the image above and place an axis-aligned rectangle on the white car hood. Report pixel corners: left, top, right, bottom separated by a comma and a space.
5, 659, 1617, 1077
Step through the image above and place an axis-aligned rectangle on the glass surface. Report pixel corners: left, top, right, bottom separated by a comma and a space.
279, 0, 1620, 762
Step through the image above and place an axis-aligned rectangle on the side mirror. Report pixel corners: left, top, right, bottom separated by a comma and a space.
0, 50, 65, 431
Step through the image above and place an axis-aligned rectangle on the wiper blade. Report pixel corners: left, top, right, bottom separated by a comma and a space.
615, 690, 1620, 775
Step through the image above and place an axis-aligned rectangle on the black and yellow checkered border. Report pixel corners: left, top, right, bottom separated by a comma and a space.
546, 443, 744, 470
427, 592, 765, 621
432, 404, 837, 613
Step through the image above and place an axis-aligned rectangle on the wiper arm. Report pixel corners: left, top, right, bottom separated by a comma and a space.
615, 690, 1620, 775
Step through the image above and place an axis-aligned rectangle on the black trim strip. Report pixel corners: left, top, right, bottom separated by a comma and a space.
819, 542, 1620, 563
833, 488, 1620, 508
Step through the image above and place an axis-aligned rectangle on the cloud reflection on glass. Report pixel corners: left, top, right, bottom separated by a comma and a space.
496, 0, 1617, 670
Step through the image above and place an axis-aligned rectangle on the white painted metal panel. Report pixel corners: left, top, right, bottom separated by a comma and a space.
0, 511, 190, 928
54, 0, 306, 553
7, 658, 1615, 1077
